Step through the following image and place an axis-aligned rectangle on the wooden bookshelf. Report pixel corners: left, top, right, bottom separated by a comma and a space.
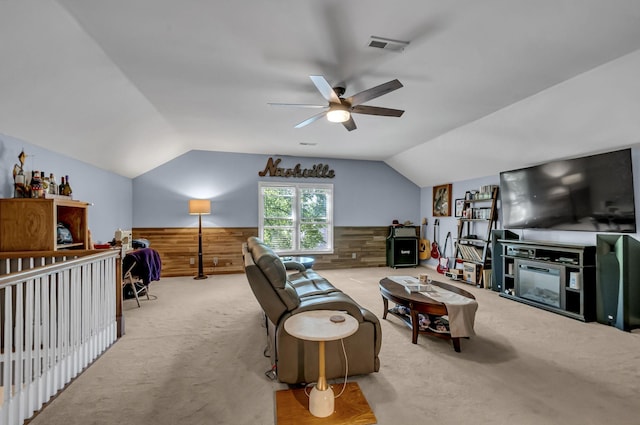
0, 198, 90, 251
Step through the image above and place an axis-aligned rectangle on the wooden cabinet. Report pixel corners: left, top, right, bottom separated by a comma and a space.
499, 240, 596, 321
455, 186, 499, 287
0, 198, 90, 251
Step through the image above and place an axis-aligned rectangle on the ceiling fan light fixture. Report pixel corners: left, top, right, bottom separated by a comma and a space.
326, 107, 350, 123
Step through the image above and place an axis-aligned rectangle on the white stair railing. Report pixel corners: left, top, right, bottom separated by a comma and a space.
0, 250, 119, 425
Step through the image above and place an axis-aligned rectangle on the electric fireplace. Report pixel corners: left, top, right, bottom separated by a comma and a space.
515, 259, 565, 309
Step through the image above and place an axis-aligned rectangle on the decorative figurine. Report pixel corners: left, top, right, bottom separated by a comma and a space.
12, 150, 29, 198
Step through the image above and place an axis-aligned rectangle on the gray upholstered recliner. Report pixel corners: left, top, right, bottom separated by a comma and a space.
242, 237, 381, 384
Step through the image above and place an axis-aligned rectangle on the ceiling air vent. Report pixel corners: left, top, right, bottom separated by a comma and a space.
368, 36, 409, 52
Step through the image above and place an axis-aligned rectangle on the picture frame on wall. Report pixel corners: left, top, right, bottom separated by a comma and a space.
433, 184, 452, 217
455, 198, 465, 218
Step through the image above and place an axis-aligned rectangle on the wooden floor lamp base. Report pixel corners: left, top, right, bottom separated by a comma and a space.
275, 382, 376, 425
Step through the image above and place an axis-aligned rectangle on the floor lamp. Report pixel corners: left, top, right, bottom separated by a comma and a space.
189, 199, 211, 280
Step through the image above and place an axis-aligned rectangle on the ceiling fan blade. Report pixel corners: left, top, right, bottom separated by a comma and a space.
268, 103, 327, 109
352, 105, 404, 117
294, 111, 328, 129
347, 79, 403, 107
342, 116, 357, 131
309, 75, 342, 104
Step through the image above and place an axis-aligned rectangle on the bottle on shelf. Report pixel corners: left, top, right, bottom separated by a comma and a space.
59, 176, 66, 195
41, 171, 49, 195
63, 175, 73, 197
49, 173, 58, 195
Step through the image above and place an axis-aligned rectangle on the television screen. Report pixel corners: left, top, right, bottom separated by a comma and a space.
500, 149, 636, 233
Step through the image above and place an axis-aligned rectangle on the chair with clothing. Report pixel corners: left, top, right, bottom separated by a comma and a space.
122, 247, 162, 307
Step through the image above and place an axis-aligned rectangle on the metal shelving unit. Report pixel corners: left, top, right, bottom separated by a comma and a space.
455, 186, 499, 287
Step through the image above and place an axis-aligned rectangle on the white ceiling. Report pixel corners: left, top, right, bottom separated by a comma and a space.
1, 1, 640, 185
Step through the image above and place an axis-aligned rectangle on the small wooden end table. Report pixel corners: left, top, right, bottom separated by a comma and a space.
284, 310, 359, 418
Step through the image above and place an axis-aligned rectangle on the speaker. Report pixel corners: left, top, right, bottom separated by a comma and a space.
490, 229, 519, 292
386, 237, 418, 268
596, 234, 640, 331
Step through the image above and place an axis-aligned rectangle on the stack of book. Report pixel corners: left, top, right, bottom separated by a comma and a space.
387, 276, 431, 293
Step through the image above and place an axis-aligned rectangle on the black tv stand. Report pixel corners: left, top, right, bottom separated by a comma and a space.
498, 239, 596, 321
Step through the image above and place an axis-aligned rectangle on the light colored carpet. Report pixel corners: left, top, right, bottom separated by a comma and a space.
29, 267, 640, 425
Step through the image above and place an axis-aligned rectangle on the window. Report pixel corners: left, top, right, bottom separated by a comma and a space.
259, 182, 333, 254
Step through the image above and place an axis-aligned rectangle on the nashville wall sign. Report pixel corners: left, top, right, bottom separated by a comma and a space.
258, 157, 335, 179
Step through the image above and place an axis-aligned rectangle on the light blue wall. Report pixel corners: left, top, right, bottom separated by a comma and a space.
0, 134, 133, 244
132, 151, 421, 228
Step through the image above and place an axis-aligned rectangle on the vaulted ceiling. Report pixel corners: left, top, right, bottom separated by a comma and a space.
2, 1, 640, 185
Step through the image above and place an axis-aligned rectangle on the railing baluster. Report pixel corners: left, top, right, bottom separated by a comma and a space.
14, 282, 24, 423
39, 275, 49, 408
2, 286, 14, 425
33, 279, 40, 411
49, 273, 58, 398
62, 269, 70, 385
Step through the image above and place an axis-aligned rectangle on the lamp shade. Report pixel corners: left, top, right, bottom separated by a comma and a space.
189, 199, 211, 215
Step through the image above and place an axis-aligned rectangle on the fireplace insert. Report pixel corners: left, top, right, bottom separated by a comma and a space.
515, 259, 565, 309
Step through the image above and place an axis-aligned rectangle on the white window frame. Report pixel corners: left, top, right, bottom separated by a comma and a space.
258, 182, 334, 254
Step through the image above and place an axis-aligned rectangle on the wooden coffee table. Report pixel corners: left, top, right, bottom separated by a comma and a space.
379, 277, 476, 352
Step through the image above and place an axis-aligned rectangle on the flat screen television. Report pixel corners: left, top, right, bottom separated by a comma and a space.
500, 148, 636, 233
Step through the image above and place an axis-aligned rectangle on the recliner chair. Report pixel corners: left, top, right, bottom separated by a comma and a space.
242, 237, 381, 384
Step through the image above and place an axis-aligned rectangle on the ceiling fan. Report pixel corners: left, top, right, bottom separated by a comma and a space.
269, 75, 404, 131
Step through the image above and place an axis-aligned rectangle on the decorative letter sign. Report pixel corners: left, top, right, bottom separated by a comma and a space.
258, 157, 335, 178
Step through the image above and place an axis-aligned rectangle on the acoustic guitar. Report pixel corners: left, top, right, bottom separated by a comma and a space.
430, 219, 440, 259
418, 218, 430, 260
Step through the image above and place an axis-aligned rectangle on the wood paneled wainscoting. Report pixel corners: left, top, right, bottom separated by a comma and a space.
313, 226, 388, 269
132, 227, 256, 277
133, 226, 389, 277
